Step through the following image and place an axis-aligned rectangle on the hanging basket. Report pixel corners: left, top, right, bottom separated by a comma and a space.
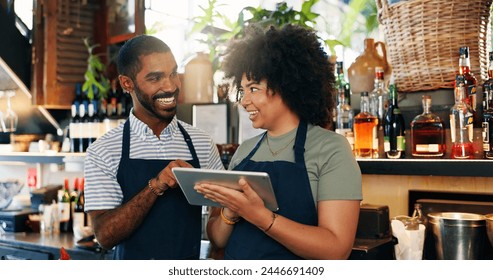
376, 0, 492, 92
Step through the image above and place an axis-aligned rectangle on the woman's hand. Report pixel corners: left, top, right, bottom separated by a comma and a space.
195, 178, 266, 220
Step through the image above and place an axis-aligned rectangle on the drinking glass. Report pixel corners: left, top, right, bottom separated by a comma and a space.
2, 90, 18, 132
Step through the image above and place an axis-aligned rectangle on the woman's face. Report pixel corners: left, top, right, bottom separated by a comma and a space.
239, 74, 296, 135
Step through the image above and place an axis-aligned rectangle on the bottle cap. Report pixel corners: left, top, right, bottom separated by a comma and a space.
459, 46, 469, 57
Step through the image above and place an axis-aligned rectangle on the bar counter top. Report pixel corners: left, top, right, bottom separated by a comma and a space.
0, 231, 111, 260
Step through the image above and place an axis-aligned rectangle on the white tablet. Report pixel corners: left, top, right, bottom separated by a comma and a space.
172, 167, 279, 211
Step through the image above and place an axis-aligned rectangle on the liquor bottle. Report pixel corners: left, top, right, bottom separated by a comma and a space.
457, 46, 478, 126
450, 75, 474, 159
410, 95, 446, 157
335, 64, 354, 138
482, 61, 493, 159
336, 61, 351, 104
59, 178, 72, 232
69, 103, 81, 153
73, 178, 87, 233
383, 83, 405, 158
369, 67, 388, 127
354, 91, 379, 158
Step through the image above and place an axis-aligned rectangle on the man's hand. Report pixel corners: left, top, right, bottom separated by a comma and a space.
154, 159, 193, 190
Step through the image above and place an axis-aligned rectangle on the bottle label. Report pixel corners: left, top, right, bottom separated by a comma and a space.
483, 122, 490, 143
383, 136, 390, 152
397, 136, 406, 151
59, 202, 70, 222
416, 144, 440, 152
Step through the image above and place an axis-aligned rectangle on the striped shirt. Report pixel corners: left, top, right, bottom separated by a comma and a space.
84, 113, 224, 211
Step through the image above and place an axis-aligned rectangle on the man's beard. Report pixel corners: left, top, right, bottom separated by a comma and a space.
134, 84, 179, 123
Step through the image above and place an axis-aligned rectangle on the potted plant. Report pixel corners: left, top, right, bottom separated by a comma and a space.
82, 37, 110, 100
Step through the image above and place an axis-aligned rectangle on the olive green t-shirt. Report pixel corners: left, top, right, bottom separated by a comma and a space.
229, 124, 362, 207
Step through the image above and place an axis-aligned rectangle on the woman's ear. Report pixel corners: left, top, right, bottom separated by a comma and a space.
118, 75, 134, 93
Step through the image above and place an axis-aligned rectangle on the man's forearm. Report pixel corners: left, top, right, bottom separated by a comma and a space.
90, 184, 161, 249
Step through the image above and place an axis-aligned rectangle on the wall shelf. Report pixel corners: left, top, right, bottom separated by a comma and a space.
0, 152, 85, 165
1, 152, 492, 177
357, 158, 493, 177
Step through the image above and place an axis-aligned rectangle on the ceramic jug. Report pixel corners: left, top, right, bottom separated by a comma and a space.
184, 52, 214, 103
348, 38, 392, 94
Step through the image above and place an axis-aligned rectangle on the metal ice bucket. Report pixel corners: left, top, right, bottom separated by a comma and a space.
428, 212, 486, 260
486, 214, 493, 247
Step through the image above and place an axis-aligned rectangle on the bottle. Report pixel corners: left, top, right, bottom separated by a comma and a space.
369, 67, 388, 127
73, 178, 87, 233
354, 91, 379, 158
411, 203, 427, 226
383, 83, 405, 158
335, 64, 354, 139
87, 102, 98, 147
59, 178, 72, 232
450, 75, 474, 159
457, 46, 478, 126
410, 95, 446, 157
78, 102, 88, 152
482, 69, 493, 159
69, 103, 81, 153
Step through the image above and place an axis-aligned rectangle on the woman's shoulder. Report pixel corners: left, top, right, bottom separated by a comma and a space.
307, 124, 347, 144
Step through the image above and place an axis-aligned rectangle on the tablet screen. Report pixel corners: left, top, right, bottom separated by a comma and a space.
172, 167, 279, 211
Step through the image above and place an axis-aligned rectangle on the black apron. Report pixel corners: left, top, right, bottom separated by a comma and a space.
114, 120, 202, 259
225, 121, 318, 259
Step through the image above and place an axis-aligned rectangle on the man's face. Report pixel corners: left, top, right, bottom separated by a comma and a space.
126, 52, 181, 125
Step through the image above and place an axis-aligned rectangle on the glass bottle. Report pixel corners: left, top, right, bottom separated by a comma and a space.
59, 178, 72, 233
383, 83, 405, 158
410, 95, 446, 157
335, 64, 354, 138
369, 67, 388, 128
69, 103, 81, 153
450, 75, 474, 159
411, 203, 427, 227
354, 91, 379, 158
457, 46, 478, 126
482, 83, 493, 159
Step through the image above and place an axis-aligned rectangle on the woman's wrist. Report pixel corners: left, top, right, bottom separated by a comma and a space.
220, 208, 240, 225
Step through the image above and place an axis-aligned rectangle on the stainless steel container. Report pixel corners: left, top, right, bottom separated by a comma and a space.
428, 212, 486, 260
486, 214, 493, 247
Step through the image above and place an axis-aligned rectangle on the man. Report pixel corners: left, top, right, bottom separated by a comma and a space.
84, 35, 224, 260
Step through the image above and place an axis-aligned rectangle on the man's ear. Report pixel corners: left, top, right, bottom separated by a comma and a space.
119, 75, 134, 93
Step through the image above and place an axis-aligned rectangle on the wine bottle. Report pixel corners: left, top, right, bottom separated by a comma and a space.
69, 104, 81, 153
73, 178, 87, 234
59, 178, 72, 232
482, 52, 493, 159
383, 83, 406, 158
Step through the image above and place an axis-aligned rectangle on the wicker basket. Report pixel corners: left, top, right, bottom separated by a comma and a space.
376, 0, 492, 92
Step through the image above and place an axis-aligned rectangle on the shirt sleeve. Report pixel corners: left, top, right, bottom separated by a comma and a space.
84, 143, 124, 211
317, 133, 362, 201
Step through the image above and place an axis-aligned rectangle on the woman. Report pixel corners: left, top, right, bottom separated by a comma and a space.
195, 24, 362, 260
